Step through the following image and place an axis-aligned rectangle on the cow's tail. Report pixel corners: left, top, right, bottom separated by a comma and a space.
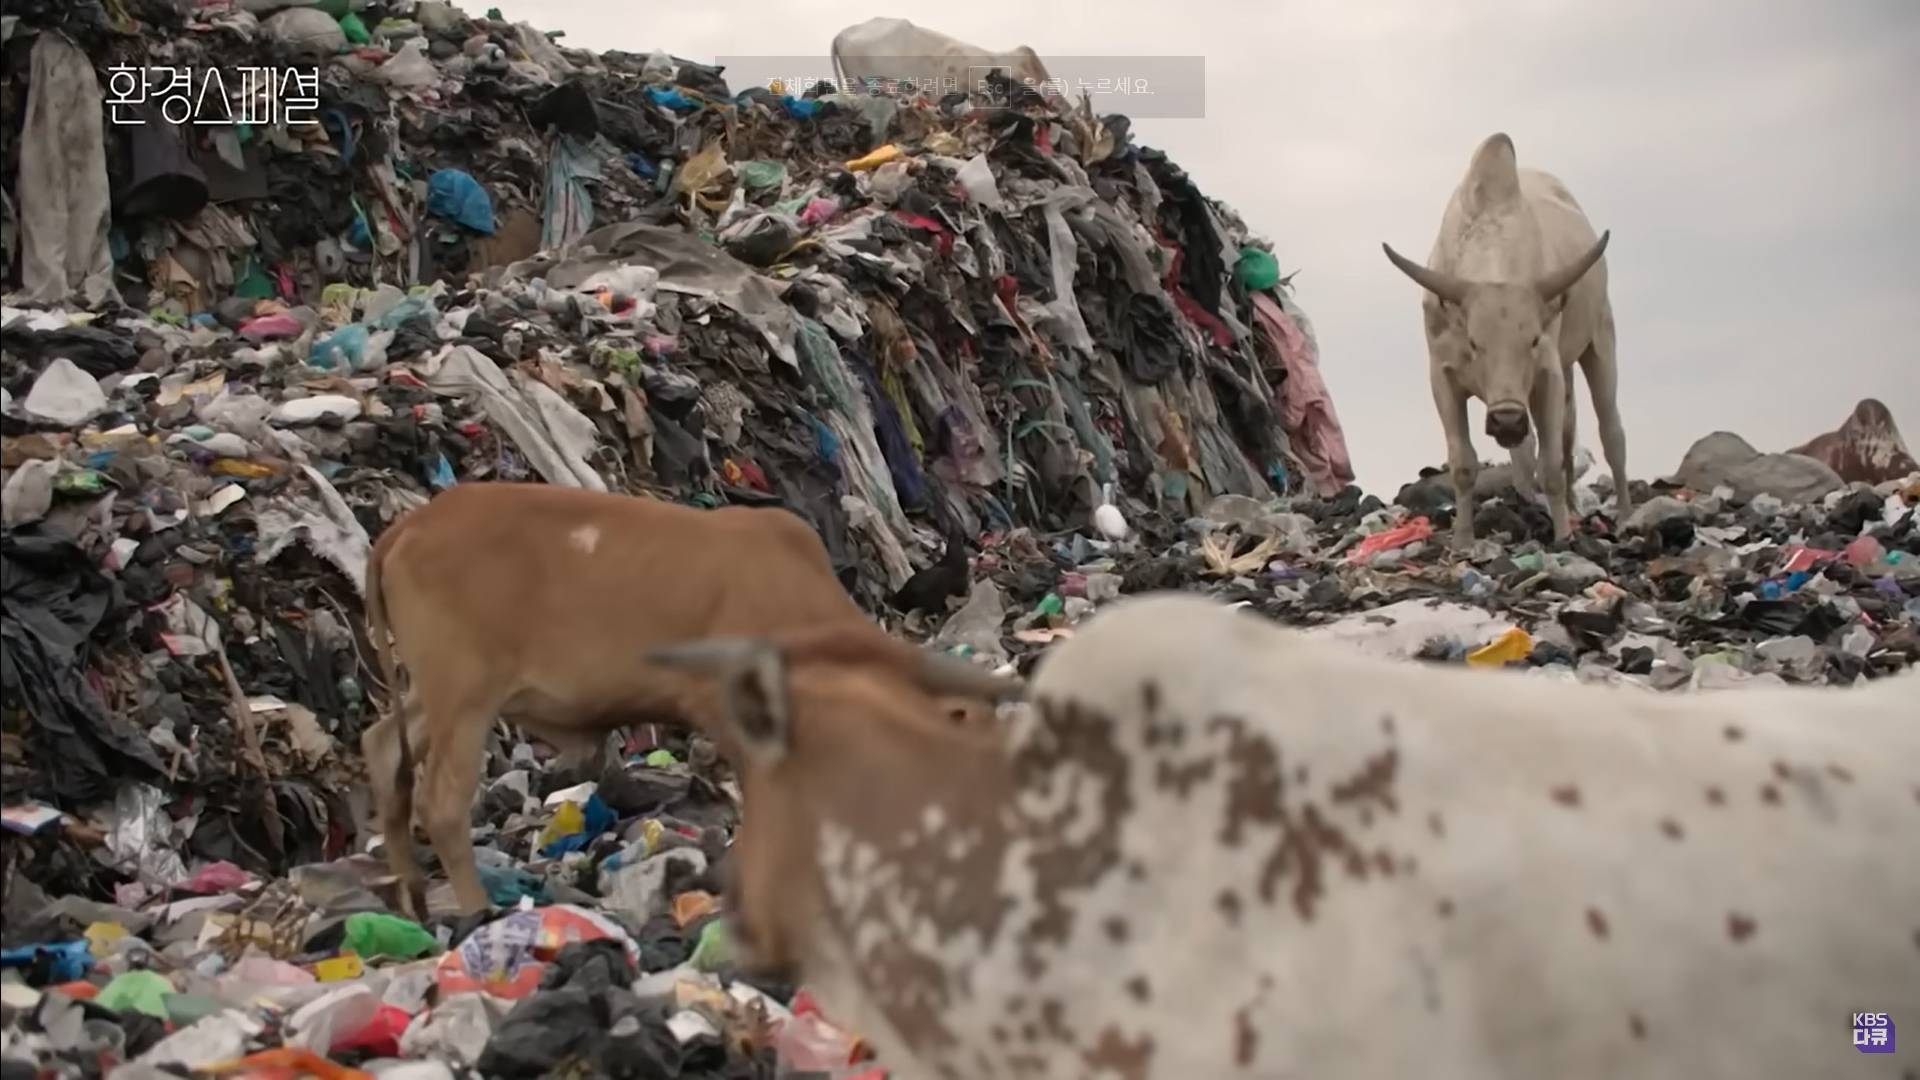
364, 515, 414, 824
830, 36, 846, 93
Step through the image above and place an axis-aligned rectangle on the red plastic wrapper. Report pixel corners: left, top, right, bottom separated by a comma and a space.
1347, 516, 1434, 564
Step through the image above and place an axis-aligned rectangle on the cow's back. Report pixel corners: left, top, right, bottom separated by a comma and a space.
974, 593, 1919, 1079
374, 484, 870, 722
1520, 167, 1609, 348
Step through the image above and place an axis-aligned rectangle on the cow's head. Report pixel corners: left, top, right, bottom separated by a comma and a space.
648, 628, 1022, 979
1381, 232, 1611, 448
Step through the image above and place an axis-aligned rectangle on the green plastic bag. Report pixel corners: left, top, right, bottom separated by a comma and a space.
738, 160, 786, 192
338, 13, 370, 44
690, 919, 735, 972
343, 912, 439, 961
96, 970, 175, 1018
1234, 246, 1280, 291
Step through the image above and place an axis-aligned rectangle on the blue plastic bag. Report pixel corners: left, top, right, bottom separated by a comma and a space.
426, 169, 496, 235
311, 324, 370, 370
0, 940, 92, 984
645, 86, 695, 112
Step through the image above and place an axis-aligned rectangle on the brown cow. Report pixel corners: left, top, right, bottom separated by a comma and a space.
360, 482, 1016, 917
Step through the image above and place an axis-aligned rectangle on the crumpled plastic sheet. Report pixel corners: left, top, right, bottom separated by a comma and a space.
426, 346, 607, 492
253, 465, 375, 595
108, 783, 191, 886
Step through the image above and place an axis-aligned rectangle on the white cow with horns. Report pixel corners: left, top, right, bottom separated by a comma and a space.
1383, 132, 1632, 545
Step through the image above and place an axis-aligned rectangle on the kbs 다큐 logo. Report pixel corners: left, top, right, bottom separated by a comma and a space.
1851, 1012, 1894, 1054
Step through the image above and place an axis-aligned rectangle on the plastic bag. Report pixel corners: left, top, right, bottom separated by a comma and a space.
954, 153, 1003, 209
738, 159, 786, 191
96, 970, 175, 1017
427, 169, 497, 234
344, 913, 440, 961
433, 905, 638, 1000
182, 861, 254, 894
271, 395, 363, 425
311, 325, 370, 370
21, 357, 106, 426
338, 12, 370, 44
1346, 516, 1434, 564
373, 37, 439, 88
263, 8, 346, 53
674, 142, 729, 196
536, 793, 615, 857
1234, 246, 1280, 291
239, 313, 303, 341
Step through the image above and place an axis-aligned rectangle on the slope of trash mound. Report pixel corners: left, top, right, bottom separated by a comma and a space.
1, 1, 1916, 1077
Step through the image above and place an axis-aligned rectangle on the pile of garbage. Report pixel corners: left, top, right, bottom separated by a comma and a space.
0, 1, 1357, 1075
2, 1, 1916, 1076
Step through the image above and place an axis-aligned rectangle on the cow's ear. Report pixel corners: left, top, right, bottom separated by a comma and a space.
649, 638, 791, 762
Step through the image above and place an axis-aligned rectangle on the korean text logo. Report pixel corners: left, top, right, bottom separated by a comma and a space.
1851, 1012, 1895, 1054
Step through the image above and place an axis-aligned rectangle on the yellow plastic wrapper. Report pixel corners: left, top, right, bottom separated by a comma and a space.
1466, 627, 1533, 667
845, 144, 904, 172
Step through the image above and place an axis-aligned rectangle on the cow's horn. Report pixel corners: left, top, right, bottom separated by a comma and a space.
1381, 243, 1470, 304
1535, 230, 1610, 302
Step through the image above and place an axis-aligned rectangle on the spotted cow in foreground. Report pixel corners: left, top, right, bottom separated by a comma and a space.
653, 591, 1920, 1079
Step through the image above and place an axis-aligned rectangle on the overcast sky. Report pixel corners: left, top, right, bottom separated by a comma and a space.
517, 0, 1919, 494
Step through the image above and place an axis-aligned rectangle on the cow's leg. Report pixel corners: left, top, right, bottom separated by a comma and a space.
415, 685, 506, 917
1582, 306, 1631, 523
1430, 363, 1478, 546
362, 694, 430, 917
1532, 365, 1571, 542
1561, 369, 1578, 498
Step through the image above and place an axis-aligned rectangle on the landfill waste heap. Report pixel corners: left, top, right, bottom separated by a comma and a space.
2, 0, 1917, 1077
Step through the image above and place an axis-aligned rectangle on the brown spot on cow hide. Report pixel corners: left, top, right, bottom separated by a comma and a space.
1103, 916, 1130, 943
1726, 913, 1757, 942
1039, 999, 1070, 1042
1217, 889, 1243, 925
1659, 818, 1685, 840
1295, 765, 1310, 786
1082, 1027, 1154, 1080
1331, 748, 1401, 815
1381, 713, 1397, 737
1154, 755, 1216, 800
1629, 1013, 1648, 1040
1586, 907, 1610, 940
1437, 898, 1455, 918
1705, 786, 1726, 807
1234, 1007, 1258, 1066
1759, 784, 1781, 806
1550, 784, 1582, 808
1825, 764, 1853, 783
1770, 760, 1790, 780
1374, 849, 1397, 877
1014, 698, 1134, 973
1140, 680, 1161, 715
1428, 811, 1447, 838
1125, 976, 1151, 1003
1723, 725, 1744, 742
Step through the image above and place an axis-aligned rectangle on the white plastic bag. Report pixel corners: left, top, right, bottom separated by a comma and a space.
372, 37, 439, 89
